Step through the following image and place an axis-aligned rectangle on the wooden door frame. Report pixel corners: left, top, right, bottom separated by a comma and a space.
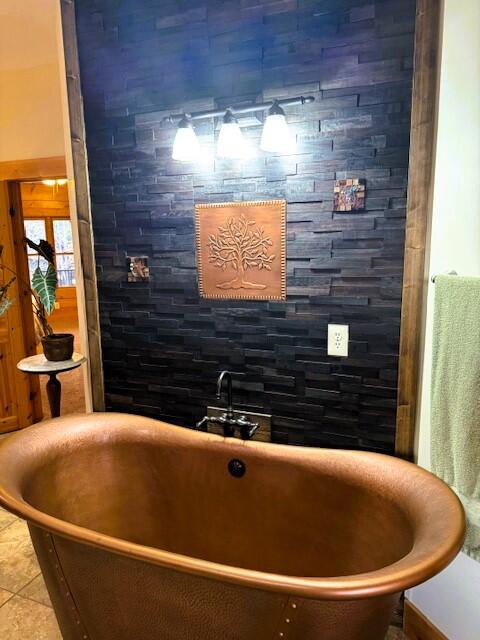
0, 178, 51, 429
59, 0, 104, 412
0, 157, 66, 182
59, 0, 442, 454
395, 0, 442, 459
6, 182, 43, 424
0, 160, 69, 428
0, 158, 95, 424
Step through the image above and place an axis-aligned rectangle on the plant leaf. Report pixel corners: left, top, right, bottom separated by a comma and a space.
0, 297, 13, 317
32, 264, 57, 314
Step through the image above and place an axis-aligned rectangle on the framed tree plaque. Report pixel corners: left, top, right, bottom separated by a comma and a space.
195, 200, 286, 301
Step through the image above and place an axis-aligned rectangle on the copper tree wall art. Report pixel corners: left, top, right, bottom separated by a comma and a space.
195, 200, 286, 300
208, 215, 275, 290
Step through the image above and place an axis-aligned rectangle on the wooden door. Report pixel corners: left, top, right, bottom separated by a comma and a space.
0, 181, 40, 432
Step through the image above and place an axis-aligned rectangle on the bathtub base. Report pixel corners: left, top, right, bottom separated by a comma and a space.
30, 525, 398, 640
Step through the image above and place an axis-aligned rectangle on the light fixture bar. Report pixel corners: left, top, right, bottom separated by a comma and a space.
164, 95, 315, 124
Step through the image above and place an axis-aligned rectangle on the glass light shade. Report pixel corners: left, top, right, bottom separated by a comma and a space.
260, 113, 296, 153
172, 123, 200, 162
217, 121, 246, 159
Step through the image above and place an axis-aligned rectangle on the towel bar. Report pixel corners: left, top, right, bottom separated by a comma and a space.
431, 271, 458, 283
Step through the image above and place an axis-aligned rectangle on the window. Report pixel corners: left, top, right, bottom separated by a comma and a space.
24, 218, 76, 288
53, 220, 76, 287
24, 219, 49, 283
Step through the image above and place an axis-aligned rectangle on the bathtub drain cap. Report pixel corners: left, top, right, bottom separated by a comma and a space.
228, 458, 246, 478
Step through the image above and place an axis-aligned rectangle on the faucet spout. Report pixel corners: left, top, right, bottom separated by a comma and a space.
217, 371, 234, 419
195, 372, 259, 440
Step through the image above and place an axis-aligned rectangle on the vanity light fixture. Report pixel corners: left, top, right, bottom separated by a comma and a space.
166, 95, 314, 161
171, 115, 201, 162
260, 100, 296, 154
217, 109, 246, 159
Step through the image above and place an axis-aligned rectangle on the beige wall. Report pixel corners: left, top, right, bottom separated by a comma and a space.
408, 1, 480, 637
0, 0, 65, 162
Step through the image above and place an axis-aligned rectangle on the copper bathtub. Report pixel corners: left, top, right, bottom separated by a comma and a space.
0, 413, 464, 640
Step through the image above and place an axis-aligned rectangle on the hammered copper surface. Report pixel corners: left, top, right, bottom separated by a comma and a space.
195, 200, 286, 300
0, 413, 465, 640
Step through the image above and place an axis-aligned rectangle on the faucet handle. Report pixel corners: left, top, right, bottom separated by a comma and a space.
195, 416, 209, 431
195, 415, 228, 434
195, 412, 258, 440
236, 415, 260, 440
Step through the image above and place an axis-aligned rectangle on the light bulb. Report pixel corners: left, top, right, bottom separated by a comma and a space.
56, 179, 68, 186
172, 116, 200, 162
260, 101, 296, 153
42, 179, 56, 186
217, 110, 246, 159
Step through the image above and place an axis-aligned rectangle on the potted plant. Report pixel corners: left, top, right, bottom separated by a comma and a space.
0, 239, 74, 361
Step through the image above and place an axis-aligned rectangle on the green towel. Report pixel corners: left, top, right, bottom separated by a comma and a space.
431, 275, 480, 561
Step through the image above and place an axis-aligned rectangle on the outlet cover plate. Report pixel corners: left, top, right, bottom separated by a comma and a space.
328, 324, 349, 357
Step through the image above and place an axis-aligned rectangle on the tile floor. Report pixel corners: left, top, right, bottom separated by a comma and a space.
0, 507, 61, 639
0, 507, 406, 639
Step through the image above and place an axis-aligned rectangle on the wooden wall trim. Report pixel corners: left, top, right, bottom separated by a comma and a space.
395, 0, 442, 459
404, 600, 448, 640
60, 0, 105, 411
0, 157, 66, 181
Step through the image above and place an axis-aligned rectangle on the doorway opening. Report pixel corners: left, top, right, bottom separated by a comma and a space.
17, 178, 85, 418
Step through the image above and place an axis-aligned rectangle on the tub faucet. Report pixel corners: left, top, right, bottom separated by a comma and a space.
195, 371, 259, 440
217, 370, 234, 420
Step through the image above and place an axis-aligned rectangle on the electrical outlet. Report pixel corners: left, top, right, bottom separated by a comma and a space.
328, 324, 349, 357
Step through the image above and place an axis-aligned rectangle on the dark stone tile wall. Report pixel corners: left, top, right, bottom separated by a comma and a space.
74, 0, 416, 453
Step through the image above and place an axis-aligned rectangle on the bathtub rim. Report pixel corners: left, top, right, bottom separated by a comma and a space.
0, 412, 465, 601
